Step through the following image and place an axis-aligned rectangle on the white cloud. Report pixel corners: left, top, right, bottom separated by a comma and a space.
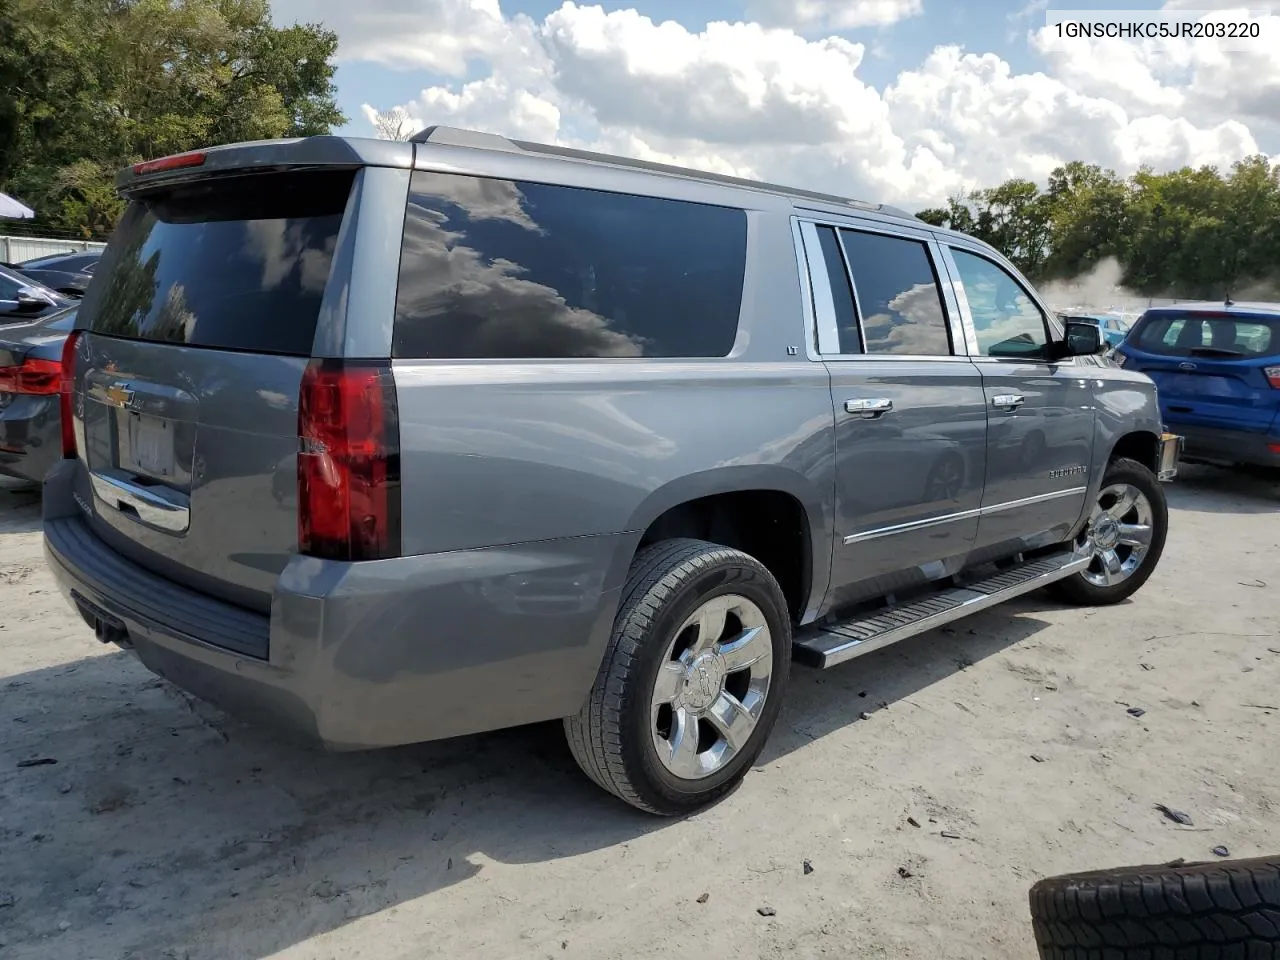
1031, 7, 1280, 139
329, 0, 1280, 209
270, 0, 522, 75
745, 0, 923, 32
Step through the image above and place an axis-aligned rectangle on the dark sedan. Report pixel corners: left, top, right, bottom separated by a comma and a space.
13, 250, 100, 298
0, 263, 74, 323
0, 306, 76, 485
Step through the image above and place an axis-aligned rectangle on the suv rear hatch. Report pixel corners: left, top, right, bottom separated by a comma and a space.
1121, 309, 1280, 433
71, 162, 356, 614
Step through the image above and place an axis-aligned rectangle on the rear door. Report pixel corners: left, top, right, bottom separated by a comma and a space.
797, 218, 988, 610
70, 167, 357, 613
1122, 311, 1280, 433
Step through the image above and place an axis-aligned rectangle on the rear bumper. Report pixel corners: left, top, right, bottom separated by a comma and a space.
1165, 422, 1280, 469
42, 466, 628, 750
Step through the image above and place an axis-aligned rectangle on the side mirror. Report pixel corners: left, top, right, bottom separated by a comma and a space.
1053, 320, 1104, 359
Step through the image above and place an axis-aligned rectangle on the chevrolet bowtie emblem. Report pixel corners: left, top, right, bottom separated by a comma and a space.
105, 383, 135, 407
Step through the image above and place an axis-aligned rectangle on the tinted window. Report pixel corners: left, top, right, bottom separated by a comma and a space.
813, 226, 859, 353
25, 253, 94, 271
950, 249, 1049, 359
393, 172, 746, 359
1133, 312, 1278, 359
86, 170, 352, 355
0, 267, 20, 298
839, 230, 951, 356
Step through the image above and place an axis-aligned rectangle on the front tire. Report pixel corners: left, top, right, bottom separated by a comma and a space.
564, 538, 791, 815
1052, 457, 1168, 606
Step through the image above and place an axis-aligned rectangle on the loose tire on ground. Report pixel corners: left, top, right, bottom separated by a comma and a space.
564, 538, 791, 816
1029, 855, 1280, 959
1052, 456, 1169, 606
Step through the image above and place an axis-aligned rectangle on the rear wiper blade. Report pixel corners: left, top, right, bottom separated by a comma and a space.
1187, 347, 1244, 358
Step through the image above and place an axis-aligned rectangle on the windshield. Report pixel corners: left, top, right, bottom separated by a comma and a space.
1132, 311, 1279, 358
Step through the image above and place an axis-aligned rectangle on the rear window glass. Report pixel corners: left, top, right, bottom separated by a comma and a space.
393, 172, 747, 359
840, 229, 952, 356
1133, 312, 1278, 358
86, 170, 352, 355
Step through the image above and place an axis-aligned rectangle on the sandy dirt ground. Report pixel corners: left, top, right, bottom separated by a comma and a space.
1, 468, 1277, 960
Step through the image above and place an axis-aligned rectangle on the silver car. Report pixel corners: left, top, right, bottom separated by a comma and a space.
43, 129, 1180, 814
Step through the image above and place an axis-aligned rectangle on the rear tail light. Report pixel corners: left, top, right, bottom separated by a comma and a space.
1265, 365, 1280, 389
60, 331, 80, 457
0, 333, 80, 457
0, 357, 62, 395
297, 359, 401, 562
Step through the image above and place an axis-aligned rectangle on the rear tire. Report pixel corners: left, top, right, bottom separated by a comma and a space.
1051, 457, 1168, 606
564, 538, 791, 815
1028, 854, 1280, 959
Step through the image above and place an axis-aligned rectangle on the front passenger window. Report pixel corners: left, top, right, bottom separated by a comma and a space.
951, 249, 1050, 359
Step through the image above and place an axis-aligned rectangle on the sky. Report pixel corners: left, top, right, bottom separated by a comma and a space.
267, 0, 1280, 210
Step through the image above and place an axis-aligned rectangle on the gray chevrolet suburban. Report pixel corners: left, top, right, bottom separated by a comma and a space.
42, 127, 1182, 815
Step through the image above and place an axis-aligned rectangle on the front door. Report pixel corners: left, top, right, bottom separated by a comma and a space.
941, 245, 1096, 557
799, 221, 988, 610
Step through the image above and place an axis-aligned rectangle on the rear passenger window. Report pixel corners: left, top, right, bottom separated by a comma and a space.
838, 230, 951, 356
393, 172, 747, 359
813, 226, 860, 353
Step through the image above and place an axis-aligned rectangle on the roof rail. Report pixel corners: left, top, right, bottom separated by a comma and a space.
408, 125, 919, 221
410, 125, 522, 152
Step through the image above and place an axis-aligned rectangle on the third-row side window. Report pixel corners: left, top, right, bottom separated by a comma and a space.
393, 172, 748, 359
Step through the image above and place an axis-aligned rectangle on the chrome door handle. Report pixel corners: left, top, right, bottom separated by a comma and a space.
845, 398, 893, 419
991, 394, 1024, 410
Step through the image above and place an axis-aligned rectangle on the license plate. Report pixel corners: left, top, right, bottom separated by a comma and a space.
1157, 372, 1240, 399
120, 412, 175, 479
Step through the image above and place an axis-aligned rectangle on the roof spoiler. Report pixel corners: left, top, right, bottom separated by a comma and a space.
116, 137, 413, 195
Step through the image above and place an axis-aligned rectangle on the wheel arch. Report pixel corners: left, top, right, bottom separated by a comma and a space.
620, 466, 832, 626
1108, 429, 1162, 474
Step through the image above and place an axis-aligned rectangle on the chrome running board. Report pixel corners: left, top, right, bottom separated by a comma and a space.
793, 549, 1090, 669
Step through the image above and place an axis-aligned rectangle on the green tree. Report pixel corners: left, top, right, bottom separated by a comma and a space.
914, 196, 977, 234
1041, 161, 1129, 282
0, 0, 343, 237
1122, 165, 1230, 298
969, 178, 1053, 278
914, 159, 1280, 297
